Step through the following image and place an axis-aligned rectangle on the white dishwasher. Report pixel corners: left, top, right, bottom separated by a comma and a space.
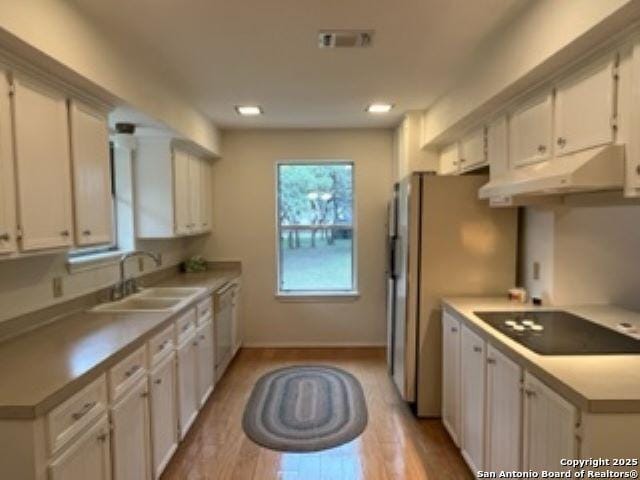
214, 283, 234, 381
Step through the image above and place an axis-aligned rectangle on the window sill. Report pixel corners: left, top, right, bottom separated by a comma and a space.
275, 291, 360, 303
66, 249, 130, 274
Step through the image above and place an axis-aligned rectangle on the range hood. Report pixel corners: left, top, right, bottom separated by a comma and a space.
479, 144, 625, 199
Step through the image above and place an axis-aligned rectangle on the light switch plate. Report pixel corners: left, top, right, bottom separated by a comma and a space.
533, 261, 541, 281
52, 277, 63, 298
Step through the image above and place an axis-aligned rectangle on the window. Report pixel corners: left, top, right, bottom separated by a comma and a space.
276, 162, 356, 295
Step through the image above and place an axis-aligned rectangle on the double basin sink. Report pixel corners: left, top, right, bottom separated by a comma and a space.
91, 287, 207, 313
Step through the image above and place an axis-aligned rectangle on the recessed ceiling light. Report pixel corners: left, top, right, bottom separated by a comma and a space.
366, 103, 393, 114
235, 105, 263, 116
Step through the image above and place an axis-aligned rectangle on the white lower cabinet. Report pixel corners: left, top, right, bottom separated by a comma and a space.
149, 352, 178, 479
441, 311, 461, 445
523, 372, 578, 471
49, 415, 111, 480
110, 378, 151, 480
177, 329, 199, 439
196, 319, 215, 406
460, 324, 486, 473
485, 345, 522, 472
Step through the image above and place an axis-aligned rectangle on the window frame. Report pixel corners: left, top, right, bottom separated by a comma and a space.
274, 160, 358, 299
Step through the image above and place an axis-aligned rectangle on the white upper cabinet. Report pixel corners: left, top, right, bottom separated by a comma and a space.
11, 75, 74, 251
439, 143, 461, 175
0, 72, 16, 255
459, 127, 486, 171
135, 138, 212, 238
487, 116, 509, 178
509, 92, 553, 168
68, 100, 113, 247
523, 372, 578, 471
555, 55, 617, 156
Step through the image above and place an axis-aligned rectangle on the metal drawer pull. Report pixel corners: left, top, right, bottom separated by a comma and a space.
71, 401, 97, 420
125, 365, 141, 377
451, 327, 458, 333
60, 230, 70, 237
82, 230, 91, 236
487, 357, 496, 364
473, 345, 482, 353
158, 339, 170, 351
141, 391, 149, 398
524, 388, 537, 398
96, 432, 108, 443
557, 137, 567, 148
200, 334, 206, 340
537, 144, 547, 154
154, 378, 162, 385
0, 233, 9, 241
193, 340, 199, 346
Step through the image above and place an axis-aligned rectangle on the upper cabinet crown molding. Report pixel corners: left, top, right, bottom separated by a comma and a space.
11, 74, 74, 252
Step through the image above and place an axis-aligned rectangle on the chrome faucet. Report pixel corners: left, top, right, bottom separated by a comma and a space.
111, 250, 162, 301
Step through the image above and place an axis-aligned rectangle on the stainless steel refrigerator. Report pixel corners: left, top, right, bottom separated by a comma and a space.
386, 173, 517, 417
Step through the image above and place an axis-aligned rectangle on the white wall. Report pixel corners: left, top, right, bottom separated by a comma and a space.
0, 0, 220, 155
521, 201, 640, 310
204, 129, 393, 346
422, 0, 639, 146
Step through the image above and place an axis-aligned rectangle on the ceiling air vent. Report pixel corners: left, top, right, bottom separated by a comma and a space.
318, 30, 374, 48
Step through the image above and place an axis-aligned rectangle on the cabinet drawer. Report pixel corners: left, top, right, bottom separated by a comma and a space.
108, 345, 147, 401
47, 374, 107, 456
176, 308, 197, 344
197, 297, 213, 323
148, 323, 175, 366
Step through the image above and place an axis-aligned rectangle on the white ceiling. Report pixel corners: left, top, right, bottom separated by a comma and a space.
71, 0, 527, 129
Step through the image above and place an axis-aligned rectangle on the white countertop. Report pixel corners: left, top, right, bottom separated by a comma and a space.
442, 297, 640, 414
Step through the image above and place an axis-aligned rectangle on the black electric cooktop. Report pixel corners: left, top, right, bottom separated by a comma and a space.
473, 311, 640, 355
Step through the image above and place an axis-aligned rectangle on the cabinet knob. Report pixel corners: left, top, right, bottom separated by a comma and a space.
60, 230, 70, 237
193, 341, 199, 346
0, 233, 9, 241
82, 229, 91, 236
473, 345, 482, 353
557, 137, 567, 148
636, 165, 640, 176
141, 391, 149, 398
96, 432, 108, 443
537, 144, 547, 154
154, 378, 162, 385
200, 334, 206, 340
524, 388, 537, 398
451, 327, 458, 333
487, 357, 496, 364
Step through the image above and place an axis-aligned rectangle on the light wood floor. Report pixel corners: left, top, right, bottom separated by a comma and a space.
161, 348, 472, 480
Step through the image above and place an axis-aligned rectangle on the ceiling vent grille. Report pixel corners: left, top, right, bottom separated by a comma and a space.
318, 30, 374, 48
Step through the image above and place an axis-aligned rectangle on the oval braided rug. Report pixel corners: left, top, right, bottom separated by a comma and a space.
242, 365, 368, 452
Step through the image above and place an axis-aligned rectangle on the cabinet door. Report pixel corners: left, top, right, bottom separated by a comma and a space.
199, 158, 212, 232
460, 128, 486, 170
523, 372, 577, 471
173, 149, 191, 235
231, 284, 241, 355
69, 100, 113, 246
111, 378, 151, 480
555, 56, 616, 156
0, 71, 16, 254
49, 415, 111, 480
196, 320, 215, 406
460, 324, 486, 472
487, 116, 509, 178
485, 344, 522, 472
149, 352, 178, 480
176, 334, 198, 438
439, 143, 460, 175
441, 311, 461, 446
11, 76, 73, 251
188, 154, 201, 233
510, 92, 553, 168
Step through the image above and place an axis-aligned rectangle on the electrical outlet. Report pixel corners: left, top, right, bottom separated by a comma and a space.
533, 261, 541, 281
138, 257, 145, 272
52, 277, 63, 298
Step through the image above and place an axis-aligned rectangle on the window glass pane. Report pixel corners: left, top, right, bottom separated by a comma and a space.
277, 163, 355, 293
